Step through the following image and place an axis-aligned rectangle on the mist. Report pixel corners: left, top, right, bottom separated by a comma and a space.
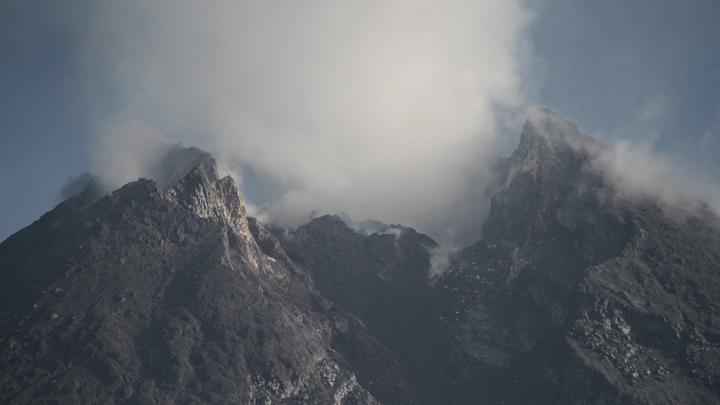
594, 139, 720, 215
76, 1, 720, 246
529, 108, 720, 217
80, 0, 535, 244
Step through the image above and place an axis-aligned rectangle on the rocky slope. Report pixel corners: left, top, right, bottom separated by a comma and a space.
278, 110, 720, 404
0, 147, 412, 404
281, 218, 443, 401
435, 110, 720, 404
1, 110, 720, 404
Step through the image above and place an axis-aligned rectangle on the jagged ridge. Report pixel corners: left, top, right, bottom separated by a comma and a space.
2, 110, 720, 405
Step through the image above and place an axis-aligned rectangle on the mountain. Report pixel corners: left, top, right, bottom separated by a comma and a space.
0, 147, 406, 404
1, 110, 719, 404
435, 110, 720, 404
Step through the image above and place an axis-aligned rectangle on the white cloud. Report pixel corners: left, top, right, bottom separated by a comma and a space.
83, 0, 536, 244
593, 138, 720, 214
525, 107, 720, 216
89, 120, 176, 189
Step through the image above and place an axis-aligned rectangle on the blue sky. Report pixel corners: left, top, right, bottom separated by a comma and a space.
531, 0, 720, 173
1, 1, 719, 241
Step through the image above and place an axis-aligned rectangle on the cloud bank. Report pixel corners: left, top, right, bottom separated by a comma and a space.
81, 0, 535, 244
527, 107, 720, 216
594, 139, 720, 214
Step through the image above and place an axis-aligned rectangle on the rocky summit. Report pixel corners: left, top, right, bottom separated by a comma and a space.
1, 110, 720, 404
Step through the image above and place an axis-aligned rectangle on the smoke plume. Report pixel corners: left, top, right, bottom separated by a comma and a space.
81, 0, 535, 244
594, 140, 720, 214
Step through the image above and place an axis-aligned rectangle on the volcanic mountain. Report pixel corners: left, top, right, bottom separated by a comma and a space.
1, 110, 719, 404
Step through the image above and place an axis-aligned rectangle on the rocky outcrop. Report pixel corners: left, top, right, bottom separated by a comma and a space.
2, 110, 720, 404
435, 109, 720, 404
281, 217, 441, 402
0, 152, 396, 404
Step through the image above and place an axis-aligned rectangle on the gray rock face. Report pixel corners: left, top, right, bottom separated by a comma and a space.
0, 157, 389, 404
436, 109, 720, 404
281, 218, 440, 402
1, 110, 720, 404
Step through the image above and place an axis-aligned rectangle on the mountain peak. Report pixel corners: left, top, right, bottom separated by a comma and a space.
162, 161, 251, 240
504, 108, 606, 185
485, 109, 620, 247
150, 144, 218, 189
3, 112, 720, 404
516, 107, 604, 161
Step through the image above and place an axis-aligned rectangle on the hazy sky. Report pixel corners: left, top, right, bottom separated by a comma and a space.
1, 1, 719, 243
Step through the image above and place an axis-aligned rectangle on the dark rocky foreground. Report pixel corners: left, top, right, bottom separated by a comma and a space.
1, 111, 719, 404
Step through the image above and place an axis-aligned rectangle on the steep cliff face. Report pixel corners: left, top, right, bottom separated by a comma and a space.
281, 218, 442, 402
0, 149, 406, 404
437, 109, 720, 404
2, 111, 720, 405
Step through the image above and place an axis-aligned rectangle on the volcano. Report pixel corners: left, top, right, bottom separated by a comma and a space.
2, 110, 719, 404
